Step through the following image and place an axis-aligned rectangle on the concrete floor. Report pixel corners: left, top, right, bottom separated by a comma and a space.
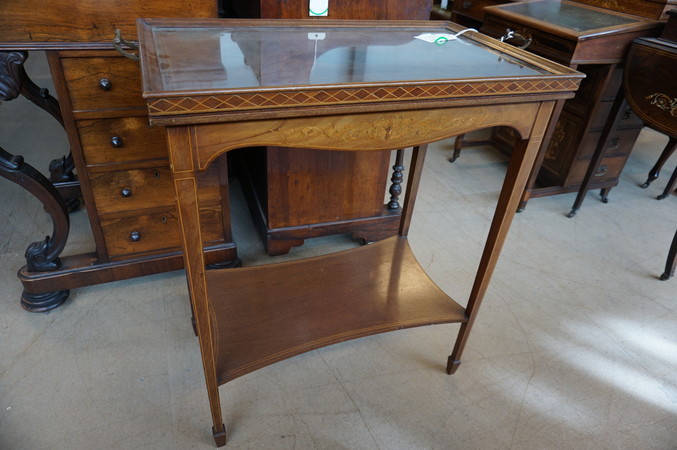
1, 53, 675, 450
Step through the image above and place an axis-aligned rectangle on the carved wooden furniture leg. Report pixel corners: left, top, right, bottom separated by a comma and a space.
656, 163, 677, 200
10, 51, 82, 210
0, 145, 70, 311
660, 228, 677, 280
641, 137, 676, 189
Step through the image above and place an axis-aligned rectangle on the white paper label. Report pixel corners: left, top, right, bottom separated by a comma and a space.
309, 0, 329, 16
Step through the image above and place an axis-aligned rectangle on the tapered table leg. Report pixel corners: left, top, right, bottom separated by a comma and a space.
660, 229, 677, 280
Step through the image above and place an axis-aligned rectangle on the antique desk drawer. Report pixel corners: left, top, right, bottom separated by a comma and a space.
100, 205, 226, 258
61, 55, 145, 112
77, 117, 168, 166
567, 155, 628, 185
88, 167, 175, 214
89, 164, 223, 215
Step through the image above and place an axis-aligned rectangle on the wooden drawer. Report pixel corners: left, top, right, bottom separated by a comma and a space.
88, 167, 175, 214
78, 117, 168, 166
89, 163, 224, 215
61, 56, 145, 111
100, 206, 226, 259
566, 155, 628, 186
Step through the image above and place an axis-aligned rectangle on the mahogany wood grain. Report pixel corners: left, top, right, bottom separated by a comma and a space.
99, 204, 226, 258
208, 236, 467, 383
235, 0, 432, 19
264, 147, 392, 228
77, 116, 168, 166
60, 56, 145, 112
17, 245, 237, 294
0, 0, 217, 44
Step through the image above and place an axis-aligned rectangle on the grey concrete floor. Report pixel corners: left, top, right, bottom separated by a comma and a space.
1, 53, 676, 449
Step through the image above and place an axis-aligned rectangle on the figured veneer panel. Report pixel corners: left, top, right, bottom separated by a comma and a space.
0, 0, 216, 43
265, 147, 392, 228
207, 236, 468, 383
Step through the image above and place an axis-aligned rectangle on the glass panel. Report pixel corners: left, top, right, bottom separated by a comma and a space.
147, 25, 548, 92
497, 1, 637, 32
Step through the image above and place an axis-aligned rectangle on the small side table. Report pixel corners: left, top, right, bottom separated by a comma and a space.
138, 18, 582, 445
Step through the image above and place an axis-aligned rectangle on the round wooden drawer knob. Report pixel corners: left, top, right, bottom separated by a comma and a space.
99, 78, 112, 91
111, 136, 124, 148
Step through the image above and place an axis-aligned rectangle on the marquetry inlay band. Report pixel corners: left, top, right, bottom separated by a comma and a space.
148, 79, 579, 116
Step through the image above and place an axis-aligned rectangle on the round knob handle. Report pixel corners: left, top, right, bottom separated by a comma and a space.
130, 231, 141, 242
463, 0, 472, 8
110, 136, 124, 148
120, 188, 132, 198
99, 78, 112, 91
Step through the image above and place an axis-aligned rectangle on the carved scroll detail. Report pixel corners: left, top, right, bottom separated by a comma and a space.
0, 146, 70, 271
0, 51, 27, 101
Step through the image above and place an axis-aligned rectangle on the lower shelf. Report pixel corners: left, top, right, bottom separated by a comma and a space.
206, 235, 468, 384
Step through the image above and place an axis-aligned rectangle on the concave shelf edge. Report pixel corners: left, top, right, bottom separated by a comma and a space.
205, 236, 468, 384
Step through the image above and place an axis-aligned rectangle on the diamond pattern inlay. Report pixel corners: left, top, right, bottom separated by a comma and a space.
148, 79, 580, 116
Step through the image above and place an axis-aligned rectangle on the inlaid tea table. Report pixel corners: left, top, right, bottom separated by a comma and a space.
137, 18, 582, 446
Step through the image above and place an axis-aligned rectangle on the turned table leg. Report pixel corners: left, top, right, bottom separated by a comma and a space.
641, 137, 676, 189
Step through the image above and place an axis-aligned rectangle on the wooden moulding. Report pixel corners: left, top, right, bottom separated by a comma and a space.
206, 235, 468, 384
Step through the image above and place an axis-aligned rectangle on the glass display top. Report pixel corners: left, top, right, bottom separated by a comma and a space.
494, 1, 639, 32
143, 24, 551, 93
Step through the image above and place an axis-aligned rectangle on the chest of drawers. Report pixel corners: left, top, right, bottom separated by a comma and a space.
49, 48, 237, 261
0, 0, 237, 310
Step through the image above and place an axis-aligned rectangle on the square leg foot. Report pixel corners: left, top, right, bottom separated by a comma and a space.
212, 425, 227, 447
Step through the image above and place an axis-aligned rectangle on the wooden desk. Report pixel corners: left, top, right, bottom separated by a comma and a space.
479, 1, 662, 215
0, 0, 224, 312
137, 18, 582, 445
